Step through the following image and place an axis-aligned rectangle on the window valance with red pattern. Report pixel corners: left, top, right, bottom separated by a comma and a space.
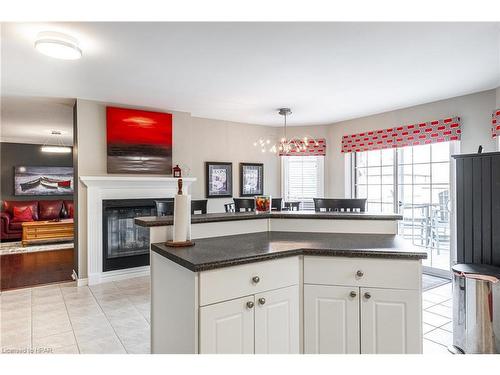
492, 109, 500, 138
341, 116, 461, 153
279, 138, 326, 156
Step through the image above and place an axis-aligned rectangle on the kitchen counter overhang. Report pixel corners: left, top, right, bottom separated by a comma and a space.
135, 211, 403, 227
151, 231, 427, 272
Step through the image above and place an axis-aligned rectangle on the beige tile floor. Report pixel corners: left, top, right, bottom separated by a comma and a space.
1, 276, 150, 354
1, 275, 452, 354
422, 282, 453, 354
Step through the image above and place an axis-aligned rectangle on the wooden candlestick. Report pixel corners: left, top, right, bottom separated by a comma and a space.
177, 178, 183, 195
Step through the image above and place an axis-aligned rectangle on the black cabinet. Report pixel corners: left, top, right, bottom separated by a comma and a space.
453, 152, 500, 266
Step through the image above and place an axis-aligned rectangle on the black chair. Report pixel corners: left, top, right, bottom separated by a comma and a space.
155, 199, 174, 216
284, 201, 300, 211
224, 203, 235, 212
234, 198, 255, 212
191, 199, 208, 215
271, 198, 283, 211
313, 198, 366, 212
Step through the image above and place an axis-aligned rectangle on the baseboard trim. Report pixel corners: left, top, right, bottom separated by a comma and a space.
76, 277, 88, 286
87, 266, 150, 285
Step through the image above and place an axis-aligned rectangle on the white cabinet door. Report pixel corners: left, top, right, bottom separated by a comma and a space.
304, 284, 360, 354
199, 296, 255, 354
360, 287, 422, 354
255, 285, 300, 354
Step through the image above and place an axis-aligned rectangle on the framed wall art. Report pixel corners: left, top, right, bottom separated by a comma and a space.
106, 106, 173, 174
240, 163, 264, 197
14, 166, 74, 196
205, 162, 233, 198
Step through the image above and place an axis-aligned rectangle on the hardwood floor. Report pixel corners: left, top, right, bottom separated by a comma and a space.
0, 248, 74, 291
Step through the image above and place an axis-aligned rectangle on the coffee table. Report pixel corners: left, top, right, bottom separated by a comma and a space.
21, 219, 74, 247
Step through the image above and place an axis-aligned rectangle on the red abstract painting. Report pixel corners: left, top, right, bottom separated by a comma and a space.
106, 107, 173, 174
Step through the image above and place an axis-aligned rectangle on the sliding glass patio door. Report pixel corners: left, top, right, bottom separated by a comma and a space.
354, 142, 455, 276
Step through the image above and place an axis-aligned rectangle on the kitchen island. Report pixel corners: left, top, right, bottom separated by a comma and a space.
140, 211, 427, 355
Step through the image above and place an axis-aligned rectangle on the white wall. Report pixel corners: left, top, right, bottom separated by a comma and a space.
75, 98, 280, 277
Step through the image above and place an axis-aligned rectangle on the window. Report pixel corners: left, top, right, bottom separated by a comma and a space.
354, 148, 395, 213
282, 155, 324, 210
353, 142, 455, 273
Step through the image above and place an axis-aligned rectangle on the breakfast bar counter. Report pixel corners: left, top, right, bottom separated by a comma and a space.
136, 211, 404, 246
136, 210, 403, 227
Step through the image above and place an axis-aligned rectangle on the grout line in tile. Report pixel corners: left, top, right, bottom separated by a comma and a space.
88, 283, 128, 354
423, 335, 450, 349
60, 284, 81, 354
113, 280, 151, 327
423, 306, 452, 319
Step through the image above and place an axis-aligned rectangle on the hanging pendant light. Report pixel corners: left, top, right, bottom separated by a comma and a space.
254, 108, 320, 155
41, 130, 72, 153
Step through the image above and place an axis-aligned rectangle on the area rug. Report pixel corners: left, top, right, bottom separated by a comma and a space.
0, 241, 74, 256
422, 273, 450, 291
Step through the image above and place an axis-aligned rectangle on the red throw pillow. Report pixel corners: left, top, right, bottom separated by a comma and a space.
12, 206, 34, 223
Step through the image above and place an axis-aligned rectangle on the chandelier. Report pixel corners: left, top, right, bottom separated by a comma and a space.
254, 108, 320, 155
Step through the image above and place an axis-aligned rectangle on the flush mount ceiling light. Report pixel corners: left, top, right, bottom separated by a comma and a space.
41, 130, 72, 153
35, 31, 82, 60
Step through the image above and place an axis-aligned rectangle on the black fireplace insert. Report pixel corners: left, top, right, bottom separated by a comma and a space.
102, 199, 159, 272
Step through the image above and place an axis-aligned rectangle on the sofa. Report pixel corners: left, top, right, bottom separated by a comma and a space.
0, 199, 74, 241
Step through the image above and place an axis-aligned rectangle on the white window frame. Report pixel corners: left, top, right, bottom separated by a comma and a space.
281, 155, 325, 210
349, 141, 460, 277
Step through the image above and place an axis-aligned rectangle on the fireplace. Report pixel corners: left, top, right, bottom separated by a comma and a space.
102, 199, 158, 272
80, 175, 196, 285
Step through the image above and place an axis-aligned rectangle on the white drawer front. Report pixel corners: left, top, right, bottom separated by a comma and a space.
200, 256, 300, 306
304, 256, 421, 290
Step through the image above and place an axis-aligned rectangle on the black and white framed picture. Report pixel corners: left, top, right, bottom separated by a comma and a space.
205, 162, 233, 198
240, 163, 264, 197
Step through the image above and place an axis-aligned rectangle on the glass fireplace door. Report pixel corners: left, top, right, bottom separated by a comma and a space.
102, 199, 156, 272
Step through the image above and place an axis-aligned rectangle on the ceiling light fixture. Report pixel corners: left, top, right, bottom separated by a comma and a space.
254, 108, 320, 155
35, 31, 82, 60
41, 130, 72, 153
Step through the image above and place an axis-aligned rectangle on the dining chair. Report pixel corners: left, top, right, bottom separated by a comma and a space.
224, 203, 235, 212
233, 198, 255, 212
191, 199, 208, 215
284, 201, 300, 211
271, 198, 283, 211
155, 199, 174, 216
313, 198, 366, 212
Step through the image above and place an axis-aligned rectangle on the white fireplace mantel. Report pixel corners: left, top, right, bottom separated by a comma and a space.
80, 175, 196, 285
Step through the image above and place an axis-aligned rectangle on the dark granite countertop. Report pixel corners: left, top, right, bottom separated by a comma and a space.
136, 211, 403, 227
151, 231, 427, 272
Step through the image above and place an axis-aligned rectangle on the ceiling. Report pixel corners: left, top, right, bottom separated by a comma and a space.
1, 96, 74, 144
1, 22, 500, 127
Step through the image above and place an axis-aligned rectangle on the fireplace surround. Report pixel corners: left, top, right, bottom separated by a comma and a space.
80, 176, 196, 285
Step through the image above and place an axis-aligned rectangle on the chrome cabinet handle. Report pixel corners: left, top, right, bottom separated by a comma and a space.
246, 301, 254, 308
258, 297, 266, 305
364, 292, 371, 299
356, 270, 364, 278
350, 291, 357, 298
252, 276, 260, 284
